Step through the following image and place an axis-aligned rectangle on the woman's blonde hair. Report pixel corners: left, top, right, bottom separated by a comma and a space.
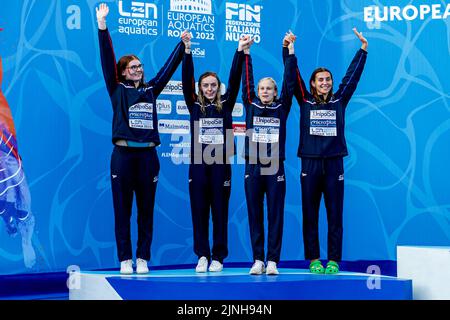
198, 72, 222, 113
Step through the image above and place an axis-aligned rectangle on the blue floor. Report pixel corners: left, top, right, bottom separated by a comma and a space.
105, 268, 411, 300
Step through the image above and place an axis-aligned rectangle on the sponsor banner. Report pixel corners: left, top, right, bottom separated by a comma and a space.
167, 0, 215, 40
364, 3, 450, 23
117, 0, 159, 36
161, 80, 183, 95
310, 110, 337, 136
225, 2, 262, 43
158, 119, 190, 134
156, 100, 172, 114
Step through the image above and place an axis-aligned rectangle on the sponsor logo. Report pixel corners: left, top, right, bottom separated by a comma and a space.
119, 1, 157, 18
156, 100, 172, 114
310, 120, 336, 127
277, 175, 285, 182
129, 102, 153, 112
338, 174, 344, 181
310, 110, 336, 119
232, 103, 243, 117
245, 174, 249, 179
223, 180, 231, 187
200, 118, 223, 127
162, 80, 184, 95
364, 4, 450, 24
176, 101, 190, 115
117, 0, 159, 36
167, 0, 215, 40
191, 46, 206, 58
301, 173, 307, 177
253, 116, 280, 126
158, 119, 190, 134
153, 176, 158, 182
112, 175, 118, 179
225, 2, 262, 43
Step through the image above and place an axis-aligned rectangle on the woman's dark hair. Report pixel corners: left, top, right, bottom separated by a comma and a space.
309, 67, 333, 104
198, 71, 222, 113
117, 55, 145, 86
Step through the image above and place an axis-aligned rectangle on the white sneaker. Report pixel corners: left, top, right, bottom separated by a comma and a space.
120, 259, 133, 274
266, 261, 279, 275
208, 260, 223, 272
249, 260, 265, 275
136, 258, 149, 274
195, 256, 208, 273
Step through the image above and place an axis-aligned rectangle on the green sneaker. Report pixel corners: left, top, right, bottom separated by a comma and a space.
309, 260, 325, 274
325, 261, 339, 274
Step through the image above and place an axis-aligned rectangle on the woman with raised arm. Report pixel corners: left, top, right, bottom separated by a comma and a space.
286, 28, 368, 274
241, 34, 297, 275
181, 33, 253, 273
96, 3, 187, 274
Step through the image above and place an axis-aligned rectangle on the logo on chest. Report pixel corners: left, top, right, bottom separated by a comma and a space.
198, 118, 224, 145
310, 110, 337, 136
252, 116, 280, 143
129, 102, 153, 130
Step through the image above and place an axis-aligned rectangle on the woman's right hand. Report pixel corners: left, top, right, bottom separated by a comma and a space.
96, 3, 109, 30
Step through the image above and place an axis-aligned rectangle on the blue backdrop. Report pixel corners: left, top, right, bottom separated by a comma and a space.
0, 0, 449, 274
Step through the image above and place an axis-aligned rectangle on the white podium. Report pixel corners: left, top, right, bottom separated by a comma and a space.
397, 246, 450, 300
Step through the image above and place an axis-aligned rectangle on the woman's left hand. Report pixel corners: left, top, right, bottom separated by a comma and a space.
353, 28, 368, 51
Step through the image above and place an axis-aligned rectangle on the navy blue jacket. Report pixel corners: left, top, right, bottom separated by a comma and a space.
182, 50, 244, 164
99, 28, 185, 146
285, 48, 367, 158
241, 53, 297, 161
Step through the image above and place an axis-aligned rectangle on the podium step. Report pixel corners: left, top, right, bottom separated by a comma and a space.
397, 245, 450, 300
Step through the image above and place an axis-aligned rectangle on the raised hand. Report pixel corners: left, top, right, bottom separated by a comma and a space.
238, 35, 255, 52
96, 3, 109, 21
181, 30, 192, 50
353, 28, 368, 51
283, 30, 296, 48
96, 3, 109, 30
